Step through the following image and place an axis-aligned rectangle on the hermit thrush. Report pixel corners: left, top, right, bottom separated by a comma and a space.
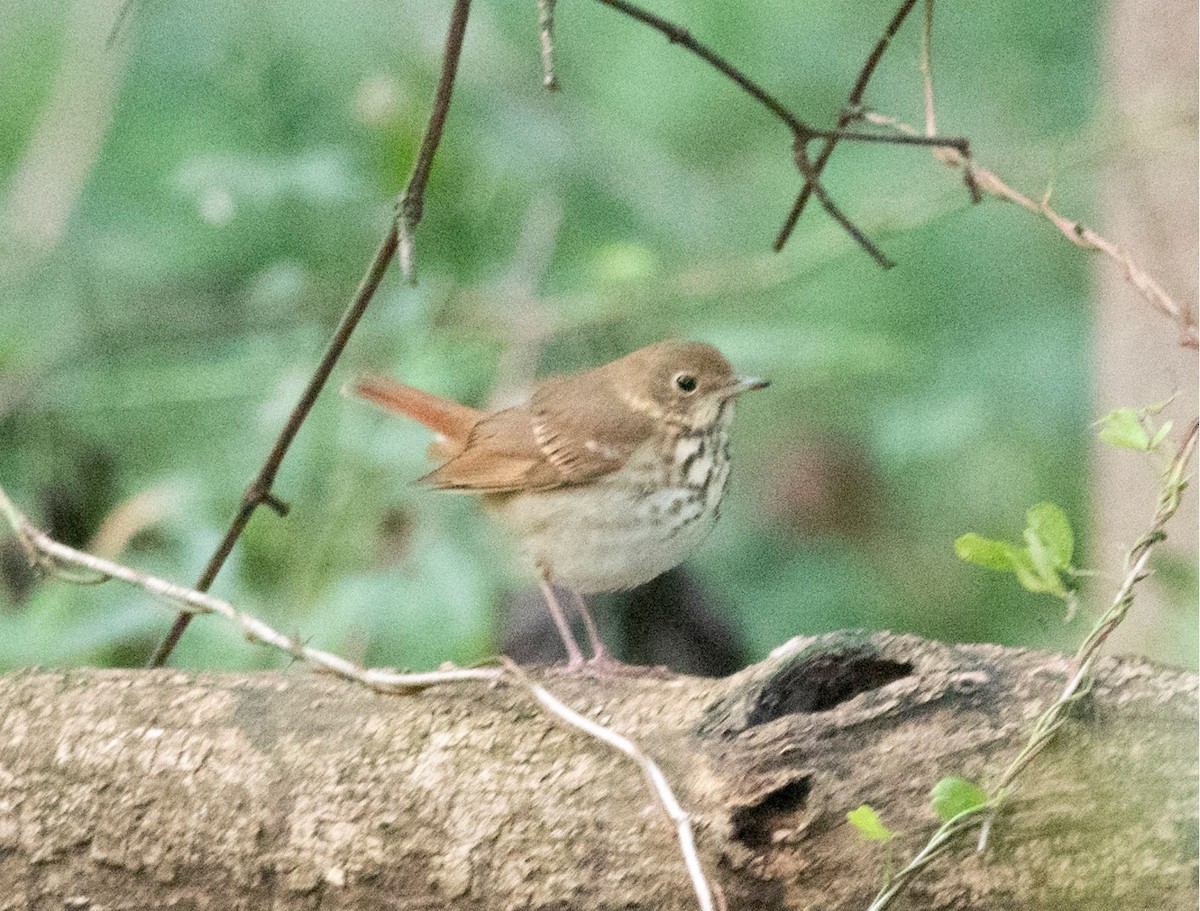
351, 340, 768, 668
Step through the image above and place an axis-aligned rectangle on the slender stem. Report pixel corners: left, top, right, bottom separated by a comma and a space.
146, 226, 400, 666
592, 0, 967, 264
147, 0, 474, 667
106, 0, 136, 49
508, 660, 717, 911
774, 0, 919, 251
0, 483, 498, 689
538, 0, 559, 90
861, 109, 1196, 348
920, 0, 937, 136
398, 0, 473, 282
592, 0, 807, 135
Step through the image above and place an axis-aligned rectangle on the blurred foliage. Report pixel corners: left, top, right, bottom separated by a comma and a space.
0, 0, 1191, 671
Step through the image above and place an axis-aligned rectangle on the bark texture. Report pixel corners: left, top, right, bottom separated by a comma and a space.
0, 632, 1195, 910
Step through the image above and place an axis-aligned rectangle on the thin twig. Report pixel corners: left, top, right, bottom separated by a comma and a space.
866, 418, 1199, 911
397, 0, 473, 282
775, 0, 949, 252
148, 0, 474, 668
106, 0, 136, 49
0, 484, 498, 691
591, 0, 970, 265
146, 226, 399, 666
920, 0, 937, 136
505, 660, 717, 911
538, 0, 559, 90
862, 110, 1199, 349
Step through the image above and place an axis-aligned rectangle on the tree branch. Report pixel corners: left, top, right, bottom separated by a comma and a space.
592, 0, 971, 267
0, 634, 1193, 907
772, 0, 978, 253
861, 110, 1199, 349
147, 0, 474, 667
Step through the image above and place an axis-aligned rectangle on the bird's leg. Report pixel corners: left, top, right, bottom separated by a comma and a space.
539, 571, 586, 669
569, 589, 608, 662
568, 590, 658, 676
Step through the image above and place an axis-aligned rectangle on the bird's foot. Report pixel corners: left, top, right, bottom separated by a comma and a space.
572, 652, 672, 679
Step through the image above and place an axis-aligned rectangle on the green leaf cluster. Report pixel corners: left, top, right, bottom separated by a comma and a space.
955, 503, 1077, 600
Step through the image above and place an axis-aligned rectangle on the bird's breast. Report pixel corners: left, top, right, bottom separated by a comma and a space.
488, 412, 735, 593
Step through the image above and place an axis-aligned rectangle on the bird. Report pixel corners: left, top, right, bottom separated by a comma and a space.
350, 339, 768, 669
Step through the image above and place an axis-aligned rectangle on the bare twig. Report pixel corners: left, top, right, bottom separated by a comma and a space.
538, 0, 559, 90
106, 0, 136, 49
591, 0, 970, 267
866, 418, 1199, 911
862, 110, 1199, 349
773, 0, 979, 253
920, 0, 937, 136
397, 0, 473, 282
506, 659, 717, 911
146, 226, 399, 666
0, 484, 498, 691
148, 0, 474, 668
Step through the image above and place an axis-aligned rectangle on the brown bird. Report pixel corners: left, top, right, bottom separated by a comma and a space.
351, 340, 768, 669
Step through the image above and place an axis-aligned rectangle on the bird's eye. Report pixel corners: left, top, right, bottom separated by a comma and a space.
674, 373, 698, 393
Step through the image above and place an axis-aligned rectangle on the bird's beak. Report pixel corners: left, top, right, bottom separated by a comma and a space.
727, 375, 770, 397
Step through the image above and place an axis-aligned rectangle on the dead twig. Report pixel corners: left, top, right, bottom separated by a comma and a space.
861, 110, 1199, 349
538, 0, 559, 90
147, 0, 474, 668
592, 0, 972, 268
0, 484, 498, 691
506, 659, 717, 911
773, 0, 978, 254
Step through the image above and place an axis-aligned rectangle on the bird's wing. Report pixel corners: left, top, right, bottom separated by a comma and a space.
421, 373, 654, 493
527, 372, 655, 483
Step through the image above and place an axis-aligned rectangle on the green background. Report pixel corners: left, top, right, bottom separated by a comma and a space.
0, 0, 1192, 671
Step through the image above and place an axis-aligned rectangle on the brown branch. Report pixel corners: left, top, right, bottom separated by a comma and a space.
397, 0, 473, 282
592, 0, 970, 267
773, 0, 979, 253
862, 110, 1199, 349
538, 0, 559, 90
147, 0, 474, 668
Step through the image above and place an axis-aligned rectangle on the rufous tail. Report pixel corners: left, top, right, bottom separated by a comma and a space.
349, 376, 482, 446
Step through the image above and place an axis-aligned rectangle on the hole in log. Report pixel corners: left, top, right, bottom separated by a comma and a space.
747, 652, 912, 726
730, 777, 812, 848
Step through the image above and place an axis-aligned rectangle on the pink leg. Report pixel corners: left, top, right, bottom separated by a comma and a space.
569, 590, 608, 661
539, 572, 585, 668
570, 591, 652, 675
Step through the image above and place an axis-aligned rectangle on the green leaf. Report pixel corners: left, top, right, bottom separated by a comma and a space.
930, 777, 988, 822
1008, 546, 1064, 595
1150, 421, 1174, 451
954, 534, 1015, 571
1025, 502, 1073, 567
1008, 549, 1056, 597
846, 804, 897, 842
1096, 408, 1151, 450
